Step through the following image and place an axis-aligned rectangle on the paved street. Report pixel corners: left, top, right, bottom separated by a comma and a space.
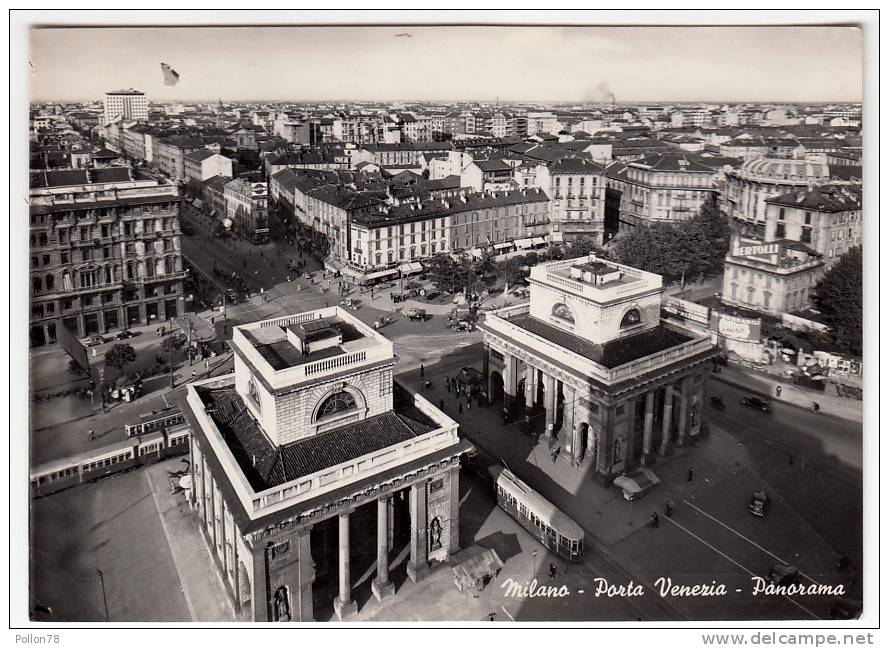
30, 462, 191, 622
408, 343, 862, 621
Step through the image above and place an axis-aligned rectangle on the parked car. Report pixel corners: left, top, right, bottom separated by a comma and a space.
425, 291, 441, 301
748, 490, 769, 517
405, 307, 427, 321
740, 396, 772, 412
116, 329, 138, 340
84, 335, 108, 347
225, 288, 240, 304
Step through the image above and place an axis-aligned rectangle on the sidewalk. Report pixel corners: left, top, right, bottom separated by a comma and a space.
145, 461, 236, 622
713, 364, 862, 423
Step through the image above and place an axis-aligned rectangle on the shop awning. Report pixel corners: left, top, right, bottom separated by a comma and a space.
398, 262, 424, 275
531, 236, 548, 246
469, 248, 484, 259
493, 242, 514, 250
363, 268, 400, 280
514, 238, 534, 250
613, 467, 661, 498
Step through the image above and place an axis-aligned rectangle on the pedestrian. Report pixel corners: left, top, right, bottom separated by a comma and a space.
813, 401, 821, 413
665, 498, 674, 517
466, 396, 472, 410
687, 467, 694, 482
445, 376, 450, 393
776, 385, 782, 397
548, 563, 557, 580
650, 512, 659, 529
458, 402, 463, 415
192, 370, 196, 380
440, 399, 445, 411
551, 447, 558, 463
420, 363, 425, 379
88, 428, 95, 441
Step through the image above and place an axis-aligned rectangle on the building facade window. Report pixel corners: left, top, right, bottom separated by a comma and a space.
317, 391, 356, 420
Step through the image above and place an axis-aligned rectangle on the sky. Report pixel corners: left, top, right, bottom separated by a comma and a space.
28, 25, 863, 103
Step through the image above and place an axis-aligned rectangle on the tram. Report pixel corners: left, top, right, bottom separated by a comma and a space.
489, 466, 585, 561
30, 425, 190, 497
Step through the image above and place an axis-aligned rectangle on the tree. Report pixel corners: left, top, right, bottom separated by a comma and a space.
567, 235, 600, 257
104, 343, 137, 373
608, 196, 730, 285
425, 253, 476, 294
686, 195, 731, 276
812, 246, 862, 356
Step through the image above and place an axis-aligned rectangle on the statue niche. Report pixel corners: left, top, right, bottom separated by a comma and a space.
273, 585, 291, 622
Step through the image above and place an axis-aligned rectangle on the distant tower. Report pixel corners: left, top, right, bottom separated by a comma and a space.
215, 99, 225, 129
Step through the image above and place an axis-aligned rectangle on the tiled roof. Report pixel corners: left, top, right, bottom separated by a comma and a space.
629, 153, 716, 173
352, 187, 549, 228
195, 382, 439, 490
183, 149, 216, 163
474, 159, 512, 172
549, 157, 607, 175
766, 185, 862, 212
30, 166, 136, 188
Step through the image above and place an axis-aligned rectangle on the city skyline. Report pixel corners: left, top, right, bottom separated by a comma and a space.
29, 25, 863, 103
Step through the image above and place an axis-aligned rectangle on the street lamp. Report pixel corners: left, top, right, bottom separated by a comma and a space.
96, 568, 109, 621
168, 315, 175, 389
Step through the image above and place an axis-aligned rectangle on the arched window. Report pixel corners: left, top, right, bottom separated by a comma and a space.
317, 391, 356, 420
551, 302, 574, 324
248, 376, 261, 411
620, 308, 641, 328
32, 276, 43, 293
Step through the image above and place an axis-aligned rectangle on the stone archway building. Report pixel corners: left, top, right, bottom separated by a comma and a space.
180, 307, 472, 621
480, 254, 717, 484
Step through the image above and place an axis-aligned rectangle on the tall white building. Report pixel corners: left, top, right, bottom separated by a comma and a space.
102, 89, 148, 125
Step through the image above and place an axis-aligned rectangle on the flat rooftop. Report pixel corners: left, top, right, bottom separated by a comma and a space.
507, 312, 694, 368
195, 382, 439, 491
547, 263, 639, 289
239, 316, 367, 371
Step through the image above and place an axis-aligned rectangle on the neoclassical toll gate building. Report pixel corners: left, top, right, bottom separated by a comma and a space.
179, 307, 472, 621
479, 255, 718, 484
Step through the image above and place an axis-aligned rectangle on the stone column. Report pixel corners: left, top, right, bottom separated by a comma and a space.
502, 354, 514, 415
524, 366, 535, 408
659, 385, 675, 456
293, 526, 315, 622
406, 482, 429, 583
371, 498, 395, 602
642, 391, 655, 465
448, 465, 460, 554
624, 397, 637, 467
675, 377, 690, 447
333, 513, 357, 620
544, 374, 556, 437
562, 383, 575, 454
252, 544, 270, 622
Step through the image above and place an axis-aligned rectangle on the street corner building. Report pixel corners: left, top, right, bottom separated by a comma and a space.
177, 307, 473, 621
479, 254, 719, 485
